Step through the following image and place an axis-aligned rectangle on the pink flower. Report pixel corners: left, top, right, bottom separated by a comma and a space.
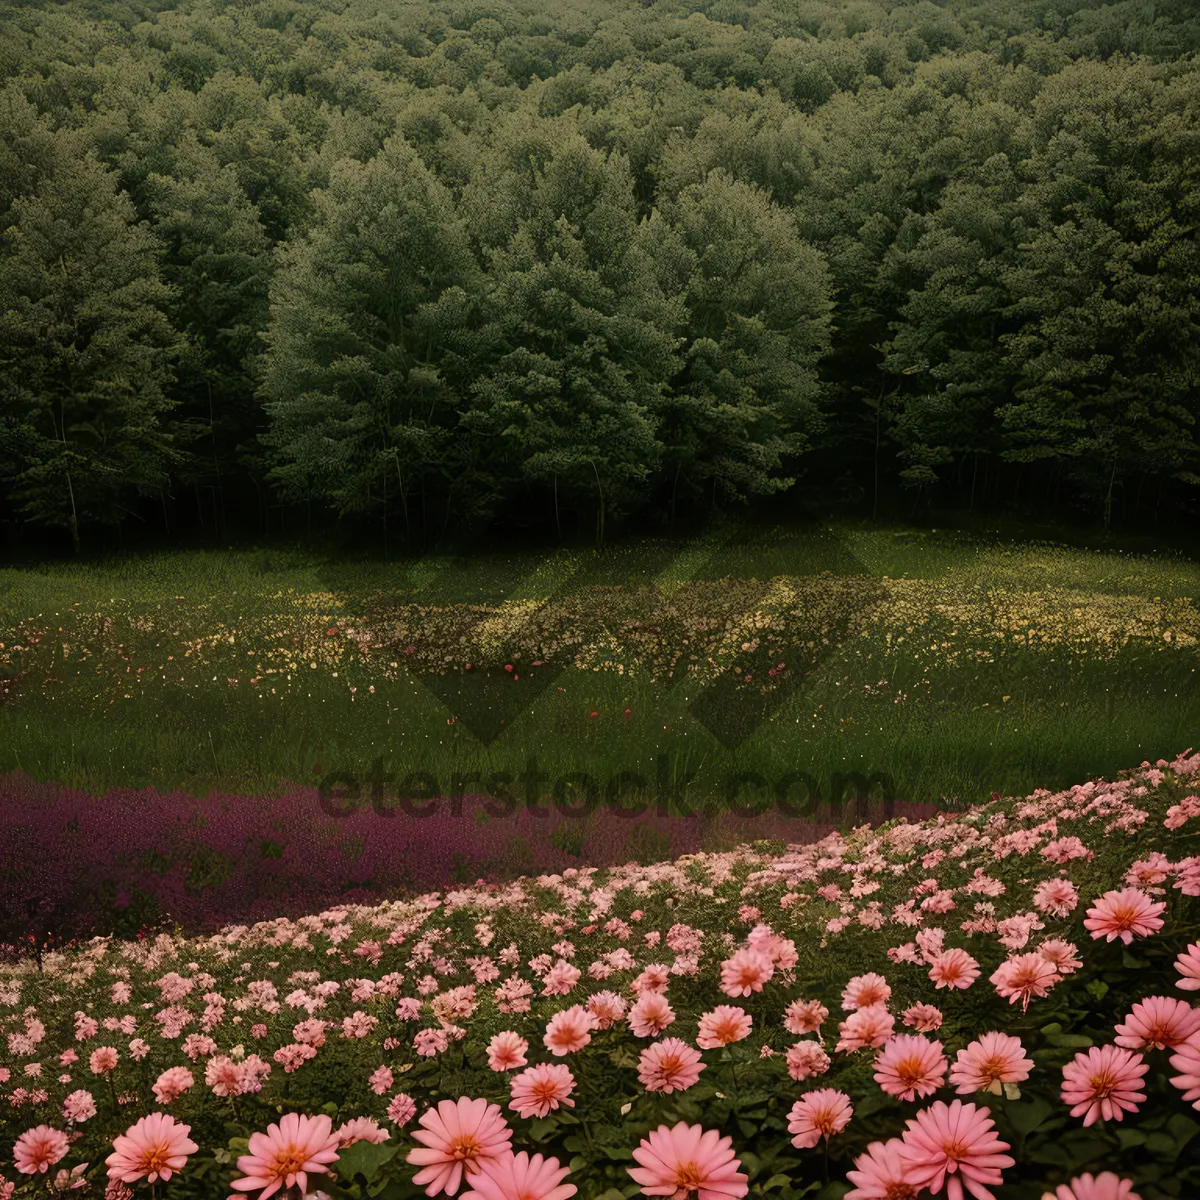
787, 1089, 853, 1148
509, 1064, 576, 1119
370, 1065, 395, 1094
89, 1047, 118, 1074
836, 1005, 895, 1053
1083, 888, 1165, 944
415, 1028, 450, 1057
1174, 943, 1200, 992
783, 999, 828, 1035
874, 1036, 947, 1102
898, 1100, 1014, 1200
543, 1006, 598, 1056
106, 1113, 199, 1185
1168, 1033, 1200, 1109
928, 949, 980, 991
638, 1038, 705, 1094
902, 1004, 944, 1033
541, 960, 581, 996
842, 973, 891, 1011
1114, 997, 1200, 1050
406, 1098, 513, 1197
585, 991, 627, 1028
152, 1066, 195, 1105
387, 1094, 417, 1128
628, 1122, 748, 1199
463, 1151, 577, 1200
62, 1090, 97, 1123
629, 993, 676, 1038
1060, 1046, 1148, 1126
1037, 939, 1082, 975
13, 1126, 69, 1174
786, 1041, 831, 1081
1033, 878, 1079, 917
845, 1138, 920, 1200
696, 1007, 752, 1049
487, 1032, 529, 1072
1042, 1174, 1142, 1200
718, 949, 774, 997
949, 1033, 1034, 1096
989, 954, 1058, 1012
336, 1118, 389, 1148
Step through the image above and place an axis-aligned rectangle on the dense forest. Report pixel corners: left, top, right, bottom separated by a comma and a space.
1, 0, 1199, 549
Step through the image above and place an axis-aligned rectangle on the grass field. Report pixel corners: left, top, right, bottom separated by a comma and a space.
2, 516, 1198, 811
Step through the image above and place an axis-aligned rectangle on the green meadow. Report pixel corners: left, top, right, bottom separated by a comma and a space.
2, 517, 1198, 810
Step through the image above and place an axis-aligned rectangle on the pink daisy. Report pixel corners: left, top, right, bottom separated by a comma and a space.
1174, 943, 1200, 992
509, 1064, 576, 1119
949, 1033, 1034, 1096
696, 1007, 752, 1049
787, 1089, 853, 1149
845, 1138, 920, 1200
586, 992, 627, 1028
897, 1100, 1014, 1200
928, 949, 980, 991
387, 1094, 418, 1128
783, 999, 828, 1035
1033, 877, 1079, 917
152, 1067, 195, 1105
786, 1041, 831, 1081
406, 1098, 513, 1197
1037, 939, 1083, 975
989, 954, 1058, 1012
1083, 889, 1165, 945
1168, 1033, 1200, 1108
13, 1126, 69, 1175
627, 1122, 749, 1199
902, 1004, 944, 1033
543, 1007, 598, 1056
463, 1151, 577, 1200
1114, 997, 1200, 1050
1060, 1046, 1148, 1126
106, 1113, 199, 1185
629, 993, 676, 1038
336, 1118, 389, 1148
842, 973, 891, 1011
487, 1032, 528, 1072
62, 1090, 97, 1123
836, 1005, 895, 1053
1042, 1174, 1141, 1200
874, 1036, 947, 1102
638, 1038, 705, 1094
89, 1048, 118, 1074
718, 949, 774, 998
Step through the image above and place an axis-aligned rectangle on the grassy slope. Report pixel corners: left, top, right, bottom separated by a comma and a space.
1, 518, 1198, 807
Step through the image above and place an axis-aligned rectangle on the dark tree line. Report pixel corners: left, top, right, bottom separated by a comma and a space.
2, 0, 1200, 550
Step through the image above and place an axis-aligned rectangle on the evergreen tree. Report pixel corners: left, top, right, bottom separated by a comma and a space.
458, 113, 683, 541
0, 143, 182, 550
652, 168, 833, 512
259, 135, 479, 544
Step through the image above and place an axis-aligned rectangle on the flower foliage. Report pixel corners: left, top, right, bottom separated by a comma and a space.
1, 751, 1199, 1197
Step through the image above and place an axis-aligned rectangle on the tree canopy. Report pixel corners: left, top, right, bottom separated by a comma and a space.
2, 0, 1199, 546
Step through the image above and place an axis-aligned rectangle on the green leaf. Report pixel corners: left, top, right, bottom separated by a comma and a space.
1044, 1032, 1094, 1049
1007, 1097, 1053, 1136
1084, 979, 1109, 1000
336, 1139, 399, 1185
764, 1174, 792, 1191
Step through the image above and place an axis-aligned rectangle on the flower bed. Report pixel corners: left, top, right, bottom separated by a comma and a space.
0, 770, 934, 939
1, 754, 1199, 1198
